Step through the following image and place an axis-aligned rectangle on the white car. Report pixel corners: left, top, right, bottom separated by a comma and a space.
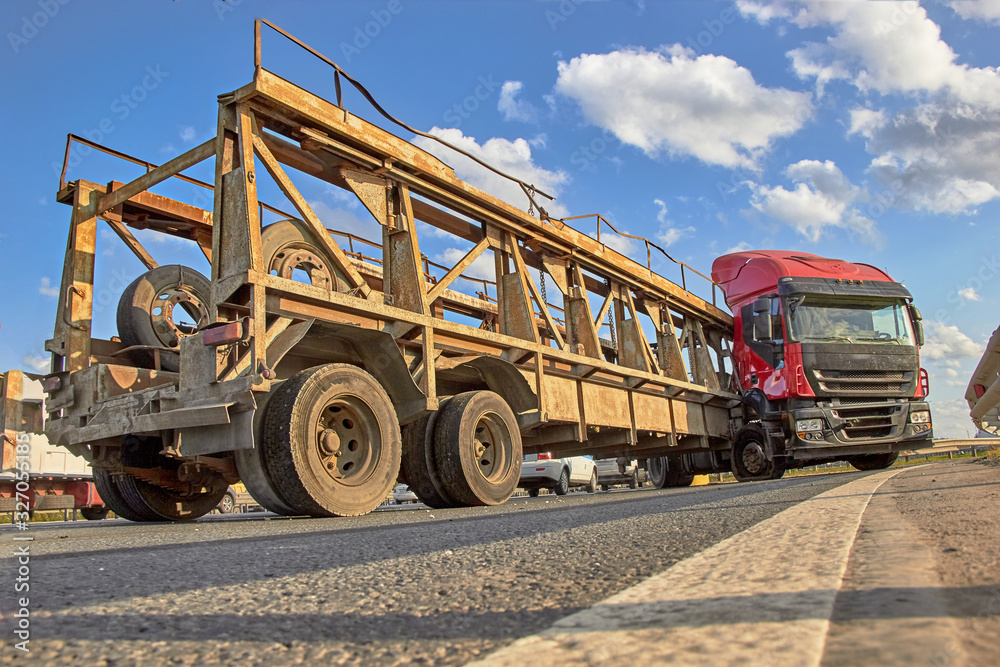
393, 484, 419, 504
519, 454, 597, 496
595, 458, 642, 490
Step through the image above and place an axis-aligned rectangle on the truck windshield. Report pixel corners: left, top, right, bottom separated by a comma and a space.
787, 300, 914, 344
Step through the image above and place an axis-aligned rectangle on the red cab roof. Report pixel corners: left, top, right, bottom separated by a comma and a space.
711, 250, 895, 309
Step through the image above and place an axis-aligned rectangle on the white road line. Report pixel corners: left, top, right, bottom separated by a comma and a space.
473, 469, 902, 667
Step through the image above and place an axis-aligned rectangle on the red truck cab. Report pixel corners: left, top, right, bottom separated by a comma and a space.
711, 251, 932, 479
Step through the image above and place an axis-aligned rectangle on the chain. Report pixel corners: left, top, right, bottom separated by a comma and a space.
608, 303, 617, 351
527, 185, 536, 217
539, 270, 547, 305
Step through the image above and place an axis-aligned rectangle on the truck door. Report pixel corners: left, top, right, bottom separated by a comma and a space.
739, 297, 785, 395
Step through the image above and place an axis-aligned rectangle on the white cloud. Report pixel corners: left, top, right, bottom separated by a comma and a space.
724, 241, 753, 254
590, 230, 640, 257
745, 1, 1000, 215
555, 45, 813, 169
179, 126, 197, 143
749, 159, 877, 243
921, 321, 984, 360
926, 397, 975, 438
413, 128, 569, 217
949, 0, 1000, 24
498, 81, 540, 123
22, 354, 49, 372
39, 277, 59, 297
958, 287, 982, 302
652, 199, 695, 247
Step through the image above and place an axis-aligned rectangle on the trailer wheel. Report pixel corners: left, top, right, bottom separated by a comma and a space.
731, 424, 787, 482
400, 404, 459, 509
629, 469, 639, 490
433, 391, 522, 506
847, 452, 899, 471
80, 506, 109, 521
262, 220, 348, 292
115, 438, 228, 521
234, 387, 302, 516
528, 488, 540, 497
263, 364, 402, 517
646, 457, 668, 489
649, 455, 696, 488
553, 468, 570, 496
92, 467, 161, 522
117, 265, 210, 372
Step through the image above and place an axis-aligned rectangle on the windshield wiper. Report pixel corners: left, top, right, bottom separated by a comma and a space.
853, 337, 901, 345
803, 336, 853, 343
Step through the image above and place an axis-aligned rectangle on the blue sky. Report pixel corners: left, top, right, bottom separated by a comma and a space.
1, 0, 997, 436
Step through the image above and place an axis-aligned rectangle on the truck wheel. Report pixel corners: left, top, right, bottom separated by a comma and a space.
629, 469, 639, 489
262, 220, 348, 292
92, 467, 161, 522
553, 468, 570, 496
400, 405, 459, 509
646, 457, 668, 488
528, 488, 540, 497
731, 424, 787, 482
80, 506, 109, 521
116, 265, 210, 372
116, 439, 228, 521
433, 391, 522, 506
234, 387, 302, 516
263, 364, 402, 517
586, 470, 598, 494
848, 452, 899, 471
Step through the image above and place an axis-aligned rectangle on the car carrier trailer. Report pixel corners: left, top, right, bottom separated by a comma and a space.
26, 21, 929, 521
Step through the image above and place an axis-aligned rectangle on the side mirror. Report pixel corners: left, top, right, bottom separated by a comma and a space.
752, 297, 770, 314
908, 304, 924, 347
753, 311, 773, 341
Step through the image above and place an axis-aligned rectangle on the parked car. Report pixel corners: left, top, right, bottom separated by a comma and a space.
393, 484, 419, 504
595, 458, 642, 491
216, 483, 258, 513
519, 454, 597, 496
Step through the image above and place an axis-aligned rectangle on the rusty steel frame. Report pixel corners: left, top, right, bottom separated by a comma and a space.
42, 20, 740, 473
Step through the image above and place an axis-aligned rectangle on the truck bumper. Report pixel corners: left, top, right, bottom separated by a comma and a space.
785, 401, 933, 461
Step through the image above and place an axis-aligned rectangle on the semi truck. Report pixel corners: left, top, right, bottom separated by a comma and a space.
18, 21, 931, 522
644, 251, 933, 486
1, 370, 108, 521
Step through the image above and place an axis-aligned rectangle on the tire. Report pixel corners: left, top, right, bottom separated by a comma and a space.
528, 488, 540, 497
218, 492, 236, 514
586, 470, 598, 494
848, 452, 899, 471
263, 364, 402, 517
399, 404, 459, 509
628, 469, 638, 490
233, 386, 302, 516
553, 468, 569, 496
116, 265, 211, 372
79, 506, 110, 521
262, 220, 348, 292
433, 391, 522, 507
646, 457, 668, 489
93, 467, 153, 522
731, 424, 787, 482
116, 438, 228, 521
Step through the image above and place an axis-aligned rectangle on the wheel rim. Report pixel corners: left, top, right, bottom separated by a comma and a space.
471, 411, 513, 483
271, 245, 336, 289
222, 496, 234, 512
316, 395, 382, 487
151, 287, 208, 348
741, 440, 768, 476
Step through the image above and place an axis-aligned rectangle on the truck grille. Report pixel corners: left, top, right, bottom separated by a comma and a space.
814, 369, 912, 395
831, 404, 899, 439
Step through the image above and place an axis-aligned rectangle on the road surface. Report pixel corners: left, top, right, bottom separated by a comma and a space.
1, 461, 997, 665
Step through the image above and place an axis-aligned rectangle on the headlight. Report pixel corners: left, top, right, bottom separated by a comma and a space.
910, 411, 931, 424
796, 418, 823, 432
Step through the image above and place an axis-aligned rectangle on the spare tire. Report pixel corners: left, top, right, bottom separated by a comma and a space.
116, 265, 210, 372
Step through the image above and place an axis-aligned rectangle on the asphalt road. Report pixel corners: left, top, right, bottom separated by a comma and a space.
0, 471, 929, 665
